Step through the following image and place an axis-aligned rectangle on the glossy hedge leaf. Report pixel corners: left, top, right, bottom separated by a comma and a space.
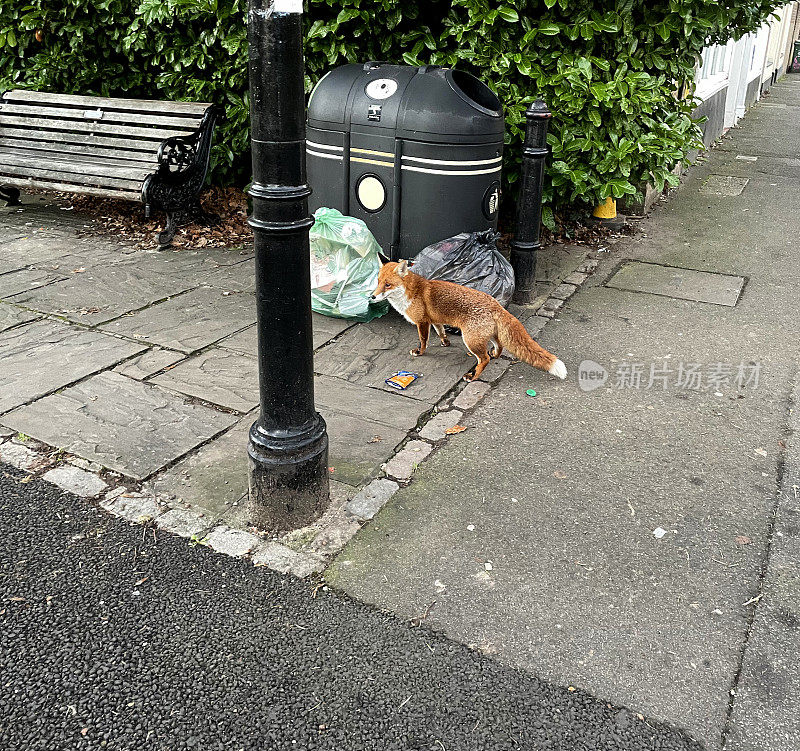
498, 7, 519, 22
541, 205, 556, 231
537, 21, 561, 35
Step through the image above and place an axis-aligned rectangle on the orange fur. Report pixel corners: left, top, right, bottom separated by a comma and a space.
371, 261, 567, 382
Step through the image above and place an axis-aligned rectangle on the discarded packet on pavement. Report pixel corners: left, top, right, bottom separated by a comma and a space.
385, 371, 421, 390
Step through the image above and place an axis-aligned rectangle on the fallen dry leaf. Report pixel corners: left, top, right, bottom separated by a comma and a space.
735, 535, 751, 545
445, 425, 467, 435
553, 470, 568, 479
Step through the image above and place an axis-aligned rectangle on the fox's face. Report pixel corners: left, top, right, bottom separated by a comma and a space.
371, 260, 410, 302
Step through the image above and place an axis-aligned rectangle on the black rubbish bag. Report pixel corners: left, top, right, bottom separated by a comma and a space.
410, 230, 515, 308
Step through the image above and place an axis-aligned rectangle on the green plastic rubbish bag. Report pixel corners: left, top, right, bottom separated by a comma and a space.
309, 207, 389, 322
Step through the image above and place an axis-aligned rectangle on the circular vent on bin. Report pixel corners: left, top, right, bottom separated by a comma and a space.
356, 174, 387, 212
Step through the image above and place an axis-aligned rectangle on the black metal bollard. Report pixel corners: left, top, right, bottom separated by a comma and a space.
510, 99, 551, 305
246, 0, 329, 530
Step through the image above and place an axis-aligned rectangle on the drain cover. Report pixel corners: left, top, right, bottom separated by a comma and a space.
700, 175, 749, 196
606, 262, 745, 306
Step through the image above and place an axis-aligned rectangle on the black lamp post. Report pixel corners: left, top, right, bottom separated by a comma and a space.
246, 0, 329, 529
510, 99, 551, 305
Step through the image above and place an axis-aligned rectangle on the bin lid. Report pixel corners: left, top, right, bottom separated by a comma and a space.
308, 62, 504, 144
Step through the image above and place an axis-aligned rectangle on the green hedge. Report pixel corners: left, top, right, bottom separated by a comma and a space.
0, 0, 784, 219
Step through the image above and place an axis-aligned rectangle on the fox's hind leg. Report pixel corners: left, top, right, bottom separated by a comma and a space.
462, 334, 491, 381
432, 323, 450, 347
411, 322, 430, 356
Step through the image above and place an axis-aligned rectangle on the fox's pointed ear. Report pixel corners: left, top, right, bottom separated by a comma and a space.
397, 259, 409, 277
378, 251, 391, 265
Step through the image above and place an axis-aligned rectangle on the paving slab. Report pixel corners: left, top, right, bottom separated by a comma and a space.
346, 478, 400, 520
139, 246, 253, 270
535, 244, 591, 284
1, 371, 237, 480
315, 313, 477, 404
218, 313, 354, 355
8, 257, 199, 324
321, 407, 407, 487
197, 257, 256, 292
204, 525, 261, 557
99, 491, 164, 524
151, 348, 258, 412
155, 507, 211, 538
418, 409, 464, 441
699, 175, 750, 196
0, 228, 27, 245
0, 302, 37, 333
606, 261, 746, 307
153, 369, 423, 507
0, 266, 66, 298
0, 234, 77, 273
159, 399, 408, 497
42, 465, 108, 498
250, 541, 325, 576
452, 381, 491, 411
0, 442, 42, 472
113, 348, 185, 380
103, 286, 256, 353
152, 412, 254, 515
314, 375, 425, 432
0, 320, 146, 414
383, 440, 434, 481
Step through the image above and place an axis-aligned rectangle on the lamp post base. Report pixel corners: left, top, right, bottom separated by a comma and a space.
247, 415, 329, 531
510, 242, 538, 305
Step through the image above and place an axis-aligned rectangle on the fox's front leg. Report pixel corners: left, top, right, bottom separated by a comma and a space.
432, 323, 450, 347
411, 321, 430, 356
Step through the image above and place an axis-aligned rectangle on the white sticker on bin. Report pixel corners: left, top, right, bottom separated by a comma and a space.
273, 0, 303, 11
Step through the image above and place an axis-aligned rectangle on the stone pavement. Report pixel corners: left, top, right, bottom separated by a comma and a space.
329, 76, 800, 749
0, 192, 594, 571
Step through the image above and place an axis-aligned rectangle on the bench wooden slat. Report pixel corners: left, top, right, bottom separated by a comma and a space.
0, 163, 145, 190
0, 103, 204, 129
0, 126, 161, 154
0, 174, 141, 201
0, 151, 151, 181
0, 114, 195, 141
0, 137, 158, 164
0, 146, 155, 172
4, 89, 210, 116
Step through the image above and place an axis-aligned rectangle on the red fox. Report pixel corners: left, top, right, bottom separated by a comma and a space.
371, 260, 567, 382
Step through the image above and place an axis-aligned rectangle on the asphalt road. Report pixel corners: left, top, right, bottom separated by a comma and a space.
0, 464, 701, 751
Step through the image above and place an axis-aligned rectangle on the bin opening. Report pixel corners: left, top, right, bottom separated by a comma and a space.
448, 70, 502, 116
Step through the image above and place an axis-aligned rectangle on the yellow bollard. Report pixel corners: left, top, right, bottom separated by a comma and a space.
592, 196, 616, 219
591, 195, 626, 230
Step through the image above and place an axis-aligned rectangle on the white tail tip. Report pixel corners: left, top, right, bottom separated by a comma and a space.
549, 359, 567, 380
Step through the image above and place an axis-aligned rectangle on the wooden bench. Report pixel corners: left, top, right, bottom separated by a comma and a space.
0, 90, 220, 245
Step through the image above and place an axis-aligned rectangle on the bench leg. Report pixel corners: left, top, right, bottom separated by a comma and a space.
157, 211, 179, 247
0, 187, 21, 207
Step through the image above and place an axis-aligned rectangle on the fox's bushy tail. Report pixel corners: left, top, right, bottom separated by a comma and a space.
495, 309, 567, 379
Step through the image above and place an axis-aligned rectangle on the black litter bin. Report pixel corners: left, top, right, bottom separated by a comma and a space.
307, 62, 505, 260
